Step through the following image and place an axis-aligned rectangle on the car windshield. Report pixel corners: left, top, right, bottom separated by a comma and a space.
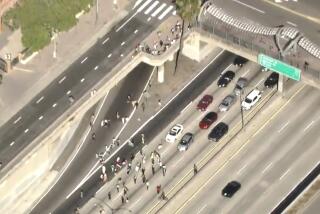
222, 101, 229, 106
169, 130, 177, 135
181, 140, 188, 145
245, 98, 252, 103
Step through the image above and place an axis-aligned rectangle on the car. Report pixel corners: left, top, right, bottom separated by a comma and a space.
177, 133, 194, 151
197, 95, 213, 111
199, 112, 218, 129
219, 95, 236, 112
264, 72, 279, 88
233, 56, 248, 67
233, 77, 248, 95
222, 181, 241, 198
166, 124, 183, 143
241, 89, 262, 110
208, 122, 228, 142
217, 71, 235, 87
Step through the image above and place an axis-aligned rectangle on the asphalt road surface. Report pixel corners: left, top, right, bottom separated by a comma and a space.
53, 51, 235, 213
0, 0, 175, 168
173, 86, 320, 214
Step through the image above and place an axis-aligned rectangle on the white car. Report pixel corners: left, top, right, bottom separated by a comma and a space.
166, 124, 183, 143
241, 89, 262, 110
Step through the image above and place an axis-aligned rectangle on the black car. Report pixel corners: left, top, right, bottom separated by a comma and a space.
233, 56, 248, 67
217, 71, 235, 87
208, 122, 228, 142
264, 72, 279, 88
222, 181, 241, 198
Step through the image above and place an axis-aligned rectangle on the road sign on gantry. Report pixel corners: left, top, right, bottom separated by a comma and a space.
258, 54, 301, 81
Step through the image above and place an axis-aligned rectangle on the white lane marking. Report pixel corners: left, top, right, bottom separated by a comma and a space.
66, 90, 71, 95
52, 103, 57, 108
24, 129, 29, 133
10, 141, 15, 146
262, 162, 273, 174
280, 169, 290, 180
80, 78, 85, 83
58, 76, 66, 84
158, 5, 174, 20
197, 204, 207, 214
151, 3, 166, 17
133, 0, 143, 9
243, 69, 250, 76
80, 57, 88, 64
36, 96, 44, 104
144, 1, 159, 15
13, 116, 22, 124
232, 0, 265, 14
120, 54, 124, 57
173, 156, 185, 167
147, 17, 152, 22
286, 21, 297, 27
254, 78, 264, 88
94, 65, 99, 70
180, 101, 192, 114
172, 10, 176, 16
107, 54, 112, 58
120, 41, 126, 46
237, 163, 248, 175
137, 0, 152, 12
131, 197, 142, 206
102, 37, 109, 45
278, 121, 289, 133
116, 11, 139, 32
303, 120, 314, 132
134, 29, 139, 34
38, 115, 43, 120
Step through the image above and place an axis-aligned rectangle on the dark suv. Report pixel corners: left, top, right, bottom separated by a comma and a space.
208, 122, 228, 142
222, 181, 241, 198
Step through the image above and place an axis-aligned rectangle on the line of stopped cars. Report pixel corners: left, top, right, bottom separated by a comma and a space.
164, 56, 280, 197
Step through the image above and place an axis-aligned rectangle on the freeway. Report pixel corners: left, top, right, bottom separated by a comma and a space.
0, 0, 175, 169
212, 0, 320, 43
170, 86, 320, 214
80, 58, 272, 213
55, 51, 236, 213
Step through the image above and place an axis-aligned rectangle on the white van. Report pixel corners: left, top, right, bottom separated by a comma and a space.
241, 89, 262, 110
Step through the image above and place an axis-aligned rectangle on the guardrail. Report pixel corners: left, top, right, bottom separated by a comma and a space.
145, 87, 277, 213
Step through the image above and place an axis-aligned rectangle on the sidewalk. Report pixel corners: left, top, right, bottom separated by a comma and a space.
0, 0, 131, 127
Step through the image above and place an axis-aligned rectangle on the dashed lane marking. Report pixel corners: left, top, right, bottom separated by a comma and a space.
36, 96, 44, 104
13, 116, 22, 124
80, 57, 88, 64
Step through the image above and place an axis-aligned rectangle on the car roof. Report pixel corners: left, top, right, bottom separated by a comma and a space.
236, 77, 247, 85
172, 124, 183, 130
246, 89, 261, 99
224, 95, 235, 102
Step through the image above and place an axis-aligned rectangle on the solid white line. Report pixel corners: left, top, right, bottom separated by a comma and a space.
80, 57, 88, 64
147, 17, 152, 22
66, 90, 71, 95
102, 37, 109, 45
237, 163, 248, 174
286, 21, 297, 27
278, 121, 289, 133
13, 116, 22, 124
52, 103, 57, 108
80, 78, 85, 83
24, 129, 29, 133
116, 11, 139, 32
151, 3, 166, 17
262, 162, 273, 174
243, 69, 250, 76
158, 5, 174, 20
180, 102, 192, 114
36, 96, 44, 104
10, 141, 15, 146
197, 204, 207, 214
172, 10, 176, 16
107, 54, 112, 58
133, 0, 143, 9
232, 0, 265, 14
280, 169, 290, 180
58, 76, 66, 84
137, 0, 152, 12
38, 115, 43, 120
303, 120, 314, 132
131, 197, 142, 206
94, 66, 99, 70
121, 41, 126, 46
144, 1, 159, 15
134, 29, 139, 34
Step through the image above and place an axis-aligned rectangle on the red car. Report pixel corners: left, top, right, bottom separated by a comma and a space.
197, 95, 213, 111
199, 112, 218, 129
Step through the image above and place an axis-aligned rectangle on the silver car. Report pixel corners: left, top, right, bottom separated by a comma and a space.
177, 133, 194, 151
234, 77, 248, 96
219, 95, 236, 112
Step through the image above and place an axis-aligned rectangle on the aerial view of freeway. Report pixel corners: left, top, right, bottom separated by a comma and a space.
0, 0, 319, 213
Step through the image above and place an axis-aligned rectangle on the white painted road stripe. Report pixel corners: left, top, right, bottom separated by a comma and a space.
232, 0, 265, 14
286, 21, 297, 27
38, 115, 43, 120
151, 3, 166, 17
133, 0, 143, 9
116, 11, 138, 32
107, 54, 112, 58
80, 78, 85, 82
94, 65, 99, 70
278, 121, 289, 133
303, 120, 314, 132
172, 10, 177, 16
158, 5, 174, 20
24, 129, 29, 133
134, 29, 139, 34
121, 41, 126, 46
102, 37, 109, 45
14, 116, 22, 124
80, 57, 88, 64
137, 0, 152, 12
144, 1, 159, 15
58, 76, 66, 84
280, 169, 290, 180
10, 141, 15, 146
52, 103, 57, 108
262, 162, 273, 174
66, 90, 71, 95
36, 96, 44, 104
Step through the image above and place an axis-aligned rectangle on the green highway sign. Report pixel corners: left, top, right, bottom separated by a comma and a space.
258, 54, 301, 81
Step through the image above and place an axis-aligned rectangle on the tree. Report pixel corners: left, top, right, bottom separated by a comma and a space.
174, 0, 201, 75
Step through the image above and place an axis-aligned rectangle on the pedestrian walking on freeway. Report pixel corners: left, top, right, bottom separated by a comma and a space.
156, 185, 161, 194
194, 164, 198, 175
121, 196, 125, 204
126, 196, 129, 203
111, 164, 115, 174
146, 180, 150, 190
162, 164, 167, 176
133, 175, 137, 184
116, 111, 120, 119
108, 191, 111, 200
92, 133, 96, 140
130, 153, 135, 162
152, 165, 155, 175
116, 138, 120, 146
116, 184, 120, 193
127, 94, 132, 103
141, 102, 145, 112
142, 175, 147, 183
